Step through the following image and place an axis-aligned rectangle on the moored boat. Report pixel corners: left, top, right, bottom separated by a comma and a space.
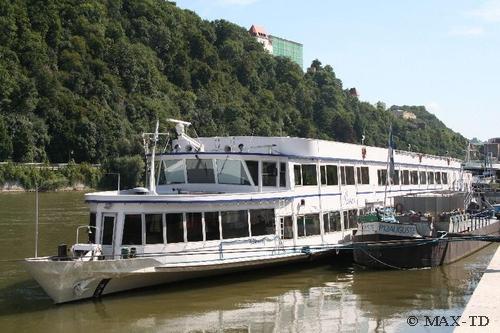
353, 194, 500, 269
24, 120, 471, 303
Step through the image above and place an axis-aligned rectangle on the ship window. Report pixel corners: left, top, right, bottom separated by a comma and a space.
186, 213, 203, 242
419, 171, 427, 184
297, 214, 320, 237
122, 214, 143, 245
186, 159, 215, 183
162, 160, 185, 184
302, 164, 317, 186
294, 165, 302, 186
341, 166, 355, 185
377, 169, 387, 186
216, 159, 251, 185
305, 215, 320, 235
357, 167, 370, 185
250, 209, 275, 236
349, 210, 358, 229
102, 215, 115, 245
145, 214, 163, 244
279, 163, 287, 187
402, 170, 410, 185
344, 210, 358, 229
324, 212, 341, 233
282, 216, 293, 239
392, 170, 400, 185
297, 216, 305, 237
166, 213, 184, 243
221, 210, 249, 239
410, 171, 419, 185
204, 212, 220, 241
442, 172, 448, 184
157, 161, 166, 185
327, 165, 338, 185
428, 172, 435, 184
435, 172, 442, 184
320, 166, 327, 185
89, 213, 96, 243
262, 162, 278, 186
245, 161, 259, 186
323, 214, 328, 233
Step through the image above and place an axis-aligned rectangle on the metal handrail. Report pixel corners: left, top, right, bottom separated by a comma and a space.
75, 225, 97, 244
218, 234, 284, 259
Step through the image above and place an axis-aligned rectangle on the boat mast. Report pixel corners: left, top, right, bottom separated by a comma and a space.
383, 126, 394, 208
148, 120, 159, 195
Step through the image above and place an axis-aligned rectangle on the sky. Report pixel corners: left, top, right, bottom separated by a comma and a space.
175, 0, 500, 141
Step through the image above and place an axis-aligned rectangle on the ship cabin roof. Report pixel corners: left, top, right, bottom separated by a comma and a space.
85, 136, 463, 203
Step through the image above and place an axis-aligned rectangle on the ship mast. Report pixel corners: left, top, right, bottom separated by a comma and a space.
149, 120, 159, 194
142, 120, 168, 195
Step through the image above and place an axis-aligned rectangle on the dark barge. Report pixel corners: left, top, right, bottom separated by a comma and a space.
353, 193, 500, 269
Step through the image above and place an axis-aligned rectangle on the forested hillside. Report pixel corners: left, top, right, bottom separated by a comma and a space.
0, 0, 467, 163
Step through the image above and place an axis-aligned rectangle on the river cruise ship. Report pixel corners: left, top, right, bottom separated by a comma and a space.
24, 120, 471, 303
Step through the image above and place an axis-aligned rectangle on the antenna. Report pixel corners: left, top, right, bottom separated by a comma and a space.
167, 118, 204, 152
149, 120, 159, 195
167, 118, 191, 137
142, 121, 169, 195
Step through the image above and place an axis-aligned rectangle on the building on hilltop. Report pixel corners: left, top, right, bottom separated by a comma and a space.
392, 109, 417, 120
269, 35, 303, 68
249, 24, 303, 69
248, 25, 273, 53
348, 88, 359, 97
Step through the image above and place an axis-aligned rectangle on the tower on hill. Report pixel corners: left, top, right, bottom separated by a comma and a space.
249, 24, 303, 69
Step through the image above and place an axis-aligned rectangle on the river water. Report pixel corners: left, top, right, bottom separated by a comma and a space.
0, 192, 497, 332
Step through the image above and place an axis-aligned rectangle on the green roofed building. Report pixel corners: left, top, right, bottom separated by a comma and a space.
249, 25, 303, 69
269, 35, 303, 69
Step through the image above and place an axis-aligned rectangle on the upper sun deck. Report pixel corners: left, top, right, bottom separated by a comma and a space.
166, 135, 462, 169
85, 133, 464, 204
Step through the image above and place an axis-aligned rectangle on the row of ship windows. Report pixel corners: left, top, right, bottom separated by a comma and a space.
90, 209, 359, 246
93, 209, 275, 246
156, 158, 450, 188
157, 159, 285, 187
295, 165, 449, 186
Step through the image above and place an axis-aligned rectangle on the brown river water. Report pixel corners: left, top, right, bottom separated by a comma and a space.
0, 192, 497, 332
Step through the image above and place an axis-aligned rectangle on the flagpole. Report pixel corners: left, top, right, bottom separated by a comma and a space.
383, 125, 393, 208
383, 151, 390, 207
35, 182, 39, 258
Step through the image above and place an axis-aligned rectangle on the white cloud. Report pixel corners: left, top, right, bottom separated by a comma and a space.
449, 26, 485, 36
217, 0, 259, 6
470, 0, 500, 22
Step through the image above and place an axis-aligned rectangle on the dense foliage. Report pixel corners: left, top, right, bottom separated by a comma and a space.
0, 162, 102, 190
0, 0, 468, 163
0, 156, 143, 191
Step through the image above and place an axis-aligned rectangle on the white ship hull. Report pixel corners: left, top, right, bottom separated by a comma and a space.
24, 249, 334, 304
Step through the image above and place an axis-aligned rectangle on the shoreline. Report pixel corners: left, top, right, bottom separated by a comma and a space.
0, 183, 93, 193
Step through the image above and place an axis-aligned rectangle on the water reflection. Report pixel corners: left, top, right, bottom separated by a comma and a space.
0, 192, 497, 332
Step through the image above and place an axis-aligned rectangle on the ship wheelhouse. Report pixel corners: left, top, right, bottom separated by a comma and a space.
153, 152, 289, 194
